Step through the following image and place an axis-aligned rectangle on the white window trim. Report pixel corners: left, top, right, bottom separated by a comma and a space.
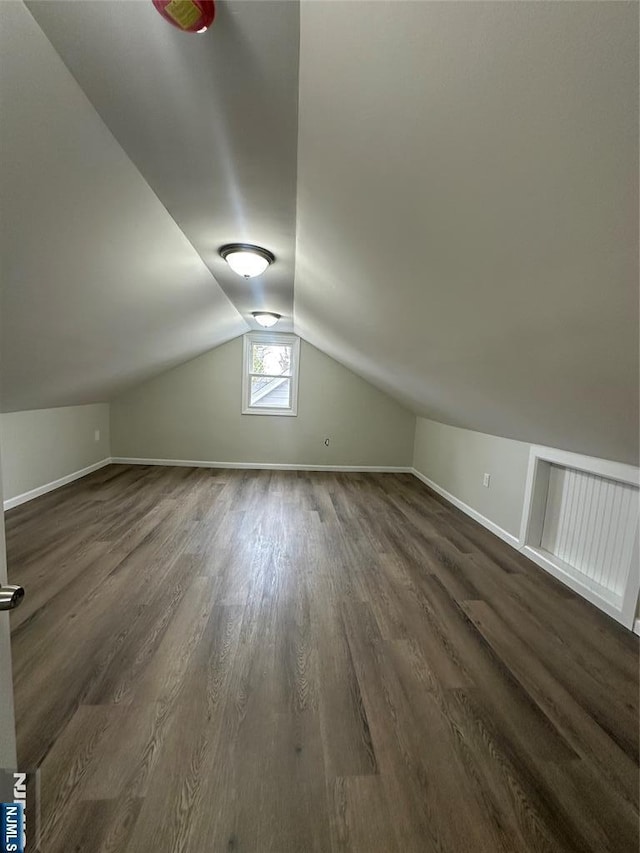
242, 332, 300, 416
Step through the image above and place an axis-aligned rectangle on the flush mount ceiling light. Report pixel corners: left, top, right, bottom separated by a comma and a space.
251, 311, 281, 328
219, 244, 275, 278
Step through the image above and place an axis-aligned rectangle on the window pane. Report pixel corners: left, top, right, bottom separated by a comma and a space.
251, 343, 292, 377
250, 376, 291, 408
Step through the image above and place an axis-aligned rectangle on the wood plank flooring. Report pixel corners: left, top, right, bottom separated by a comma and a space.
5, 464, 639, 852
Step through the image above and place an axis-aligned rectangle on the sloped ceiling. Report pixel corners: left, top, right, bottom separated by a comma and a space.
0, 0, 247, 409
25, 0, 300, 328
295, 1, 639, 465
2, 0, 638, 465
1, 0, 299, 410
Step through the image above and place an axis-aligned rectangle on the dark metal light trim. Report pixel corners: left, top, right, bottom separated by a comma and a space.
219, 243, 275, 267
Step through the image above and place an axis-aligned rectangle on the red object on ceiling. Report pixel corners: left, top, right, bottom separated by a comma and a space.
152, 0, 215, 33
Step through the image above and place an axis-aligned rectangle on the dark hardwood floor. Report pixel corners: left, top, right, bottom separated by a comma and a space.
5, 464, 639, 852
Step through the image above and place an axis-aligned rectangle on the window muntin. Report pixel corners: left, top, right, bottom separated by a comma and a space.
242, 333, 300, 416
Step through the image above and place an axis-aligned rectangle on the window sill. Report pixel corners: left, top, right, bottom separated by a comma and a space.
241, 407, 298, 417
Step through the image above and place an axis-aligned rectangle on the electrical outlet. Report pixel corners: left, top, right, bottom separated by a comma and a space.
483, 473, 491, 488
94, 429, 101, 443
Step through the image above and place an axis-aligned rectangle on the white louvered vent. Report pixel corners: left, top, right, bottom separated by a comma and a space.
540, 466, 639, 599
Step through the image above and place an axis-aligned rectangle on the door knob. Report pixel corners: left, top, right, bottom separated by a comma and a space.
0, 585, 25, 611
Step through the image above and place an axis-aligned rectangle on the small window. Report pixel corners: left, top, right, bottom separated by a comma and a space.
242, 332, 300, 416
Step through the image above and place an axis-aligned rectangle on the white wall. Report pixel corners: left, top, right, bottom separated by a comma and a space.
111, 337, 415, 467
413, 417, 531, 539
0, 404, 110, 503
413, 417, 640, 629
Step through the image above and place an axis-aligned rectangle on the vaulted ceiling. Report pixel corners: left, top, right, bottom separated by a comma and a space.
1, 0, 638, 464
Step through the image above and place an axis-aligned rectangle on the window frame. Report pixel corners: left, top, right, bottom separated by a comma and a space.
241, 331, 300, 416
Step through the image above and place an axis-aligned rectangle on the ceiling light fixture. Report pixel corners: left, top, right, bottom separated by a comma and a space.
219, 244, 275, 278
252, 311, 281, 328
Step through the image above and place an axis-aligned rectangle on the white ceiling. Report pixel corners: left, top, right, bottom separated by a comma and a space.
25, 0, 300, 329
1, 0, 247, 410
295, 0, 639, 464
2, 0, 638, 464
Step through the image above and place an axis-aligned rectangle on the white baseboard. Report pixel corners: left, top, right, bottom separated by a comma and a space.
3, 458, 112, 511
410, 467, 521, 549
411, 466, 640, 633
2, 458, 411, 511
111, 457, 412, 474
6, 456, 638, 633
